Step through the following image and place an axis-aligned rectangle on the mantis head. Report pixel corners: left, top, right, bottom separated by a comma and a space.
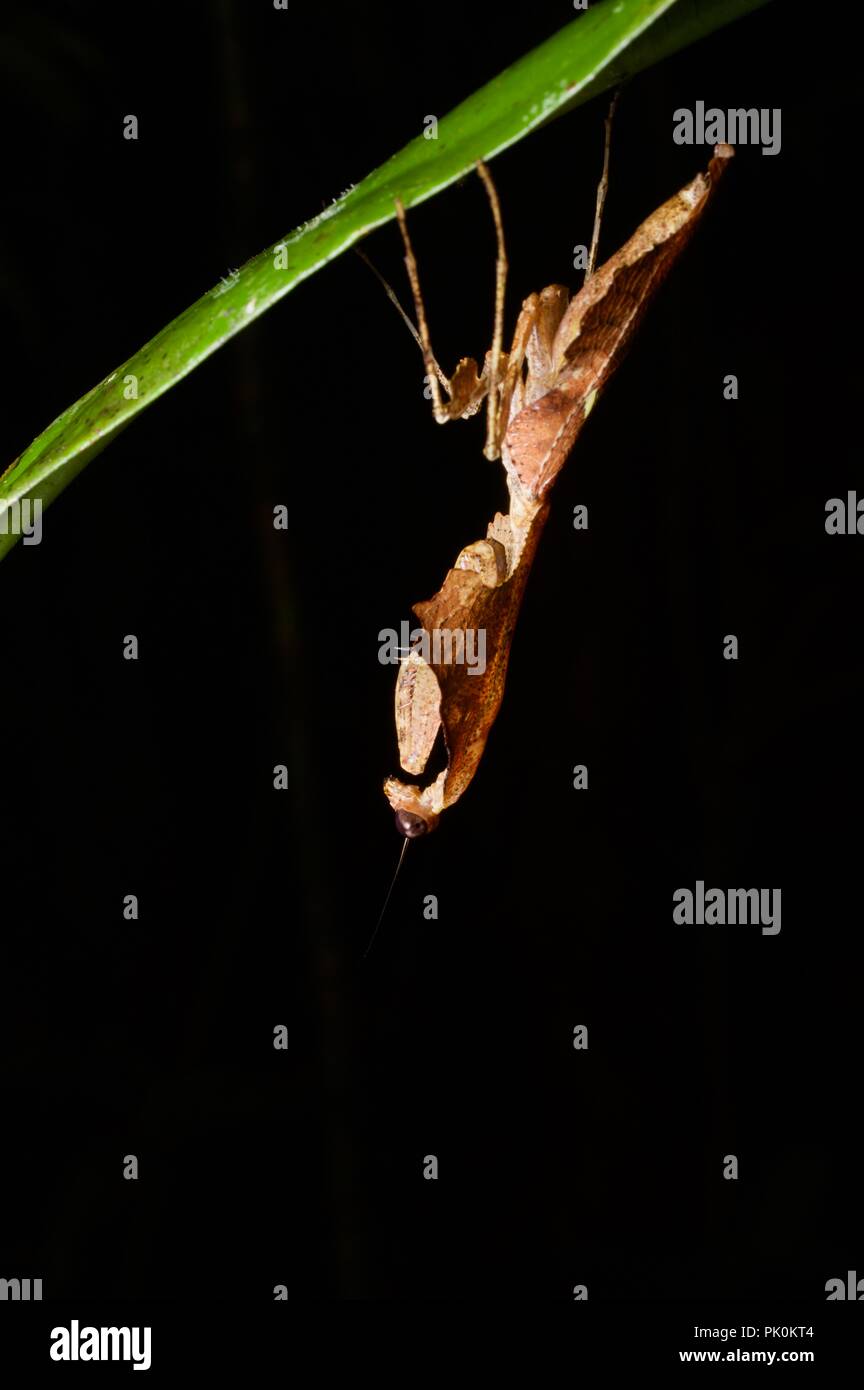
394, 808, 431, 838
384, 774, 443, 838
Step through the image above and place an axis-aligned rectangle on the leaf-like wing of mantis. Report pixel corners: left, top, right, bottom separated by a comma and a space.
385, 145, 733, 834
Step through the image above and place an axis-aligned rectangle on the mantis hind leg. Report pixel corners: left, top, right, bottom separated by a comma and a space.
395, 158, 511, 438
394, 195, 485, 424
475, 161, 508, 461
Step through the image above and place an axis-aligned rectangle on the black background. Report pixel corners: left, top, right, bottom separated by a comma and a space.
1, 0, 860, 1310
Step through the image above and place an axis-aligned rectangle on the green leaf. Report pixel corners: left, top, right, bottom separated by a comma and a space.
0, 0, 771, 560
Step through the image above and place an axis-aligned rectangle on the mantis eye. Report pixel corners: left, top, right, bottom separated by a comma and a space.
395, 809, 428, 838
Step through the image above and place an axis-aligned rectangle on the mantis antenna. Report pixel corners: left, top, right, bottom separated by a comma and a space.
362, 835, 411, 960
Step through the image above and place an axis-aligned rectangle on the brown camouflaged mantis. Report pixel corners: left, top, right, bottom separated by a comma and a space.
384, 142, 734, 839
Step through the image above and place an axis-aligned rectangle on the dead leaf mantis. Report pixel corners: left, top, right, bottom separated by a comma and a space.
381, 125, 734, 841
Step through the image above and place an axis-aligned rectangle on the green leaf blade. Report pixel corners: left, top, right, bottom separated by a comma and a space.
0, 0, 771, 560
